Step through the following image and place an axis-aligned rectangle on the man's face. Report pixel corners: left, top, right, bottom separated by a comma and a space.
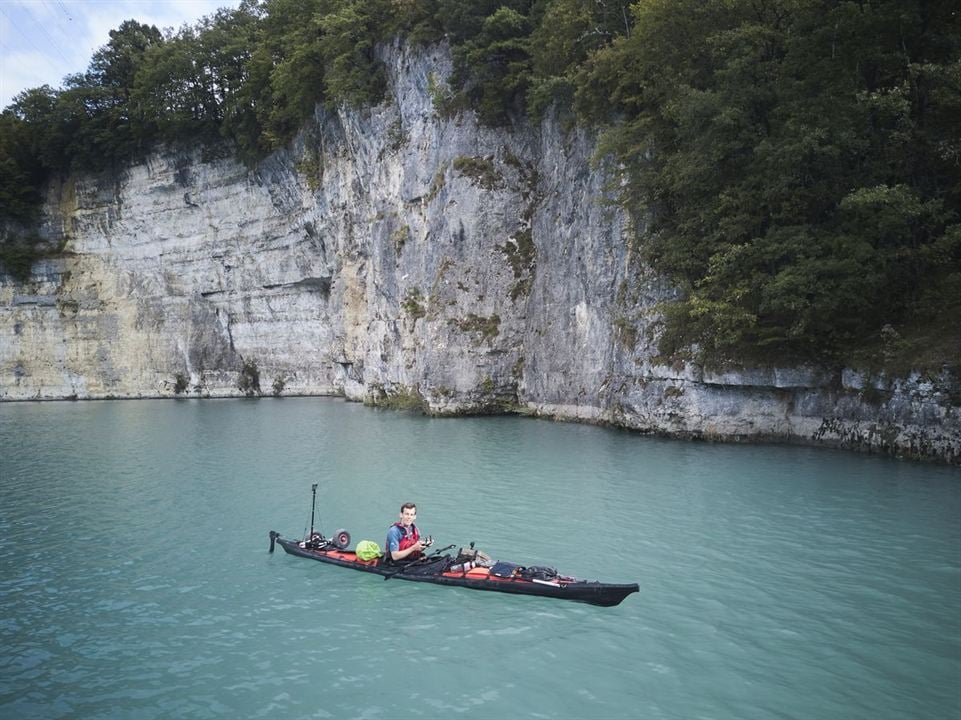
399, 507, 417, 527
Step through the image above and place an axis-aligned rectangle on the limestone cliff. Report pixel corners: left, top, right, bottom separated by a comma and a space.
1, 44, 958, 464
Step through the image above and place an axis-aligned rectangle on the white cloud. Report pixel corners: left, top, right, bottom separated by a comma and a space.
1, 49, 60, 100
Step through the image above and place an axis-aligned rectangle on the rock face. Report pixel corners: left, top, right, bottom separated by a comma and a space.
1, 44, 958, 464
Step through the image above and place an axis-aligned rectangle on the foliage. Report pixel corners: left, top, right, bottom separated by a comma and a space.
0, 0, 388, 207
296, 140, 324, 191
576, 0, 961, 366
451, 313, 501, 345
0, 242, 41, 282
449, 4, 533, 125
527, 0, 633, 120
316, 0, 389, 109
402, 287, 426, 319
391, 224, 410, 252
238, 359, 261, 396
366, 383, 427, 411
173, 373, 189, 394
452, 155, 502, 189
1, 0, 958, 372
0, 231, 65, 282
0, 112, 45, 223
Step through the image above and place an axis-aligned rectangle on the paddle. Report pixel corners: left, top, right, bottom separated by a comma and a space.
383, 544, 454, 580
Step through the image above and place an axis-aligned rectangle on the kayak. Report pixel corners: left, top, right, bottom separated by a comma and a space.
268, 531, 639, 607
268, 485, 638, 607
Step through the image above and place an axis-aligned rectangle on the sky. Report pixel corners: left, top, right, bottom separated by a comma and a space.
0, 0, 241, 109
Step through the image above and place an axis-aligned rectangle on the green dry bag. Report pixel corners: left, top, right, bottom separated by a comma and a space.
356, 540, 383, 561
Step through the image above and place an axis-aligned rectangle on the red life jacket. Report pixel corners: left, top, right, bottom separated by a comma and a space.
389, 522, 420, 559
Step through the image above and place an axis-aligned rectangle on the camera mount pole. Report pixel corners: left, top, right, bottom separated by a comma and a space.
309, 483, 318, 539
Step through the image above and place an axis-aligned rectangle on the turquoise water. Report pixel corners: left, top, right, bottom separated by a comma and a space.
1, 398, 959, 719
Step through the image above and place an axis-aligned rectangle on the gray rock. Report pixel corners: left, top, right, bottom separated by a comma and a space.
0, 43, 958, 464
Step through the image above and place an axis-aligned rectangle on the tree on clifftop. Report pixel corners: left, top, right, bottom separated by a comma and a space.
576, 0, 961, 367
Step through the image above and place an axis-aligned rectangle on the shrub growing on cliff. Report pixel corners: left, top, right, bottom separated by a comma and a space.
367, 384, 427, 412
451, 313, 501, 345
402, 288, 426, 320
238, 359, 261, 397
452, 155, 503, 190
172, 373, 190, 395
0, 242, 40, 282
0, 232, 66, 282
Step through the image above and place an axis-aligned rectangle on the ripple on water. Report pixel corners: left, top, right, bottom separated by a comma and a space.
0, 400, 958, 719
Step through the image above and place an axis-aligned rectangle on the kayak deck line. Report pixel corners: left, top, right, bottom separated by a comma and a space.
269, 532, 639, 607
268, 487, 637, 607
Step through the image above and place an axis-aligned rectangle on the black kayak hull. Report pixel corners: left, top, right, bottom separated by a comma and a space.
271, 535, 638, 607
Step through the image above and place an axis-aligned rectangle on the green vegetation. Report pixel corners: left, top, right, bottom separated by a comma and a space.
386, 119, 408, 152
426, 72, 458, 118
173, 373, 189, 394
500, 228, 534, 277
0, 232, 67, 282
366, 383, 427, 412
296, 143, 323, 191
56, 298, 79, 316
612, 315, 638, 350
402, 287, 427, 320
1, 0, 957, 372
272, 375, 286, 395
425, 168, 447, 203
663, 385, 685, 400
452, 155, 503, 190
237, 359, 261, 397
0, 239, 43, 282
451, 313, 501, 345
0, 1, 396, 218
391, 224, 411, 253
576, 0, 960, 368
497, 227, 535, 300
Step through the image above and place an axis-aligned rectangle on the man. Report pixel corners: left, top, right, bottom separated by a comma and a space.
385, 502, 430, 563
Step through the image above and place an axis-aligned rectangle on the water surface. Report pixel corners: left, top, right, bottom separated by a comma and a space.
1, 398, 958, 719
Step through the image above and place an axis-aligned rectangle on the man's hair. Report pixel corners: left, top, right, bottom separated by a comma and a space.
400, 502, 416, 512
